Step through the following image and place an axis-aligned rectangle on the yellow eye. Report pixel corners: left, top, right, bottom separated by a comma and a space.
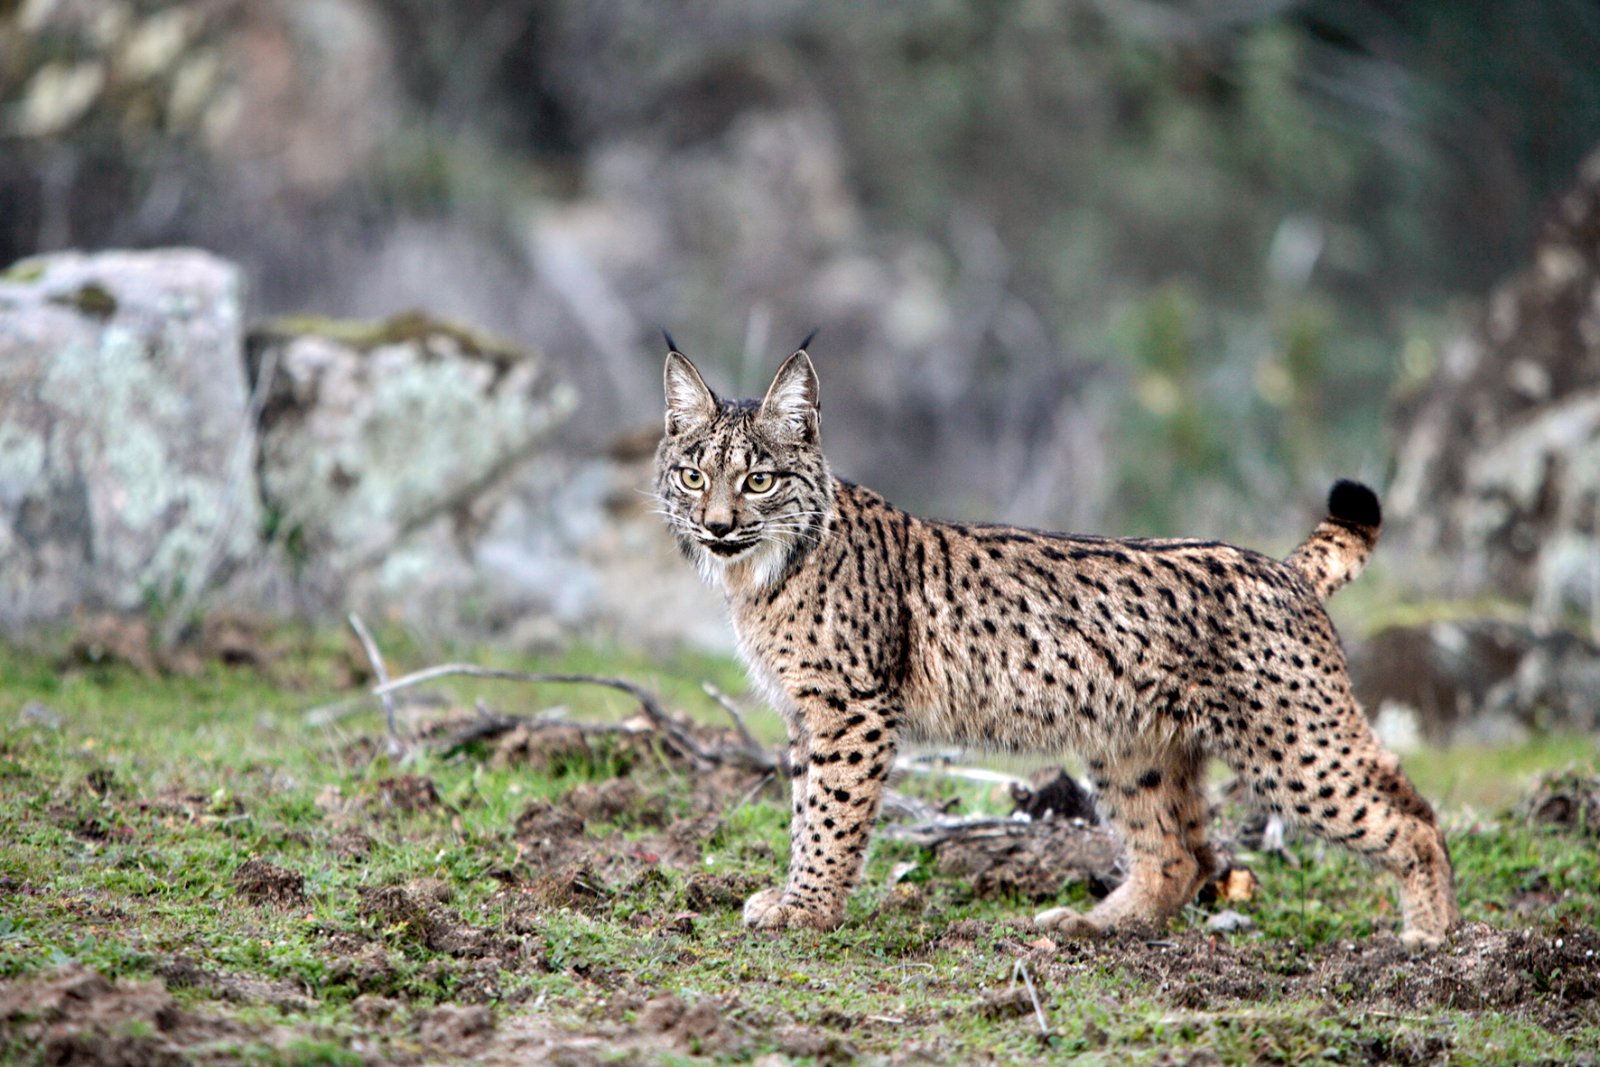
743, 472, 776, 494
678, 468, 706, 490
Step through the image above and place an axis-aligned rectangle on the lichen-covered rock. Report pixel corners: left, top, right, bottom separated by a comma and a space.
0, 248, 256, 632
246, 312, 576, 620
1390, 148, 1600, 619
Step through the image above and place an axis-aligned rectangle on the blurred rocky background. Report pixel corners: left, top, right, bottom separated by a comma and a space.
3, 0, 1600, 735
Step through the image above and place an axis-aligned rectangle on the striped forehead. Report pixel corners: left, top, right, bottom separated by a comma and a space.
682, 407, 773, 471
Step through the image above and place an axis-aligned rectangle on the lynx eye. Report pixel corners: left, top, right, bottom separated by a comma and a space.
743, 471, 776, 494
677, 468, 706, 491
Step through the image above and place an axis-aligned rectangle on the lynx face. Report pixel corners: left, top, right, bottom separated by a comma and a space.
653, 348, 834, 590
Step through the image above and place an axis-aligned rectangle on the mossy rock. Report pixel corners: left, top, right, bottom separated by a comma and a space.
2, 258, 48, 284
250, 311, 529, 369
48, 282, 119, 319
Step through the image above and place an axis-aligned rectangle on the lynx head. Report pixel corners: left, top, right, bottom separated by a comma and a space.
654, 336, 834, 590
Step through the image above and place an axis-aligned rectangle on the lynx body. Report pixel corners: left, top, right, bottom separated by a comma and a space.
653, 343, 1457, 948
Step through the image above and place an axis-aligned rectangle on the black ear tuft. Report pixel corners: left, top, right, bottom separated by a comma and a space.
1328, 480, 1382, 528
797, 329, 818, 352
661, 328, 680, 354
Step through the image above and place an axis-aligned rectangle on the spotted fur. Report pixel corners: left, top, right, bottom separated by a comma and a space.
654, 345, 1458, 948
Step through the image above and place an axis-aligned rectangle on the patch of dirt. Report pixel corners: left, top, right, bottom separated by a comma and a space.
330, 827, 375, 859
682, 872, 765, 913
476, 711, 769, 791
321, 934, 402, 996
139, 785, 241, 823
417, 1003, 495, 1053
155, 956, 312, 1013
773, 1024, 858, 1064
934, 819, 1123, 901
527, 863, 615, 915
63, 614, 163, 676
351, 993, 403, 1025
489, 721, 644, 775
357, 884, 518, 960
514, 799, 588, 868
374, 773, 442, 812
976, 983, 1037, 1020
937, 917, 996, 951
1043, 921, 1600, 1031
0, 964, 251, 1066
562, 779, 668, 826
878, 882, 927, 915
1521, 770, 1600, 835
637, 994, 751, 1058
231, 858, 305, 907
512, 774, 736, 889
359, 884, 449, 946
687, 763, 774, 812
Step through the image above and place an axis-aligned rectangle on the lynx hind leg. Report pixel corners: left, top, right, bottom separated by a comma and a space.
1037, 746, 1209, 938
1234, 704, 1457, 950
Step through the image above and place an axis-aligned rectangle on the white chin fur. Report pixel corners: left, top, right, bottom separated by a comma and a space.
693, 539, 788, 591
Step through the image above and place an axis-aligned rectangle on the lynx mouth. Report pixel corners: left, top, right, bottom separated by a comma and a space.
701, 538, 759, 557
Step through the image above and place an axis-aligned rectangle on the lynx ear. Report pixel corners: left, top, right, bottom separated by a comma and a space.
663, 348, 717, 435
757, 347, 820, 443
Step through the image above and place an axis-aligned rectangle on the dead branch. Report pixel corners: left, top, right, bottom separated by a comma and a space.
1009, 959, 1050, 1035
878, 789, 948, 825
429, 703, 653, 753
372, 663, 719, 769
701, 680, 776, 772
878, 814, 1041, 847
894, 752, 1027, 789
348, 612, 403, 753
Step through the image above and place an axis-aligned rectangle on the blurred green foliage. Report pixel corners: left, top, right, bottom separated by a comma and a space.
798, 0, 1599, 525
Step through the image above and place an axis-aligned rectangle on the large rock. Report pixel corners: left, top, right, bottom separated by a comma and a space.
1390, 148, 1600, 620
246, 315, 728, 648
246, 313, 578, 623
0, 248, 257, 632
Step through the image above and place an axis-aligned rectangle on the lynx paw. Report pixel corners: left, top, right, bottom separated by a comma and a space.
1033, 906, 1107, 939
742, 887, 839, 930
1399, 928, 1447, 953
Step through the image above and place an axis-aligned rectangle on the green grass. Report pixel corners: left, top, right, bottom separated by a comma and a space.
1, 631, 1597, 1064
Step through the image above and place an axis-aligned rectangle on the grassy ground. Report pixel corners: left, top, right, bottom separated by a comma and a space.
1, 627, 1597, 1065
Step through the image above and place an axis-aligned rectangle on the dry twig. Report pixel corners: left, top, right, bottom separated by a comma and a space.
347, 613, 403, 753
372, 663, 719, 769
1009, 959, 1050, 1035
878, 814, 1036, 847
894, 752, 1027, 789
700, 681, 775, 771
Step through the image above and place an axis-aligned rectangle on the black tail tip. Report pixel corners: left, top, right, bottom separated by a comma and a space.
1328, 479, 1382, 528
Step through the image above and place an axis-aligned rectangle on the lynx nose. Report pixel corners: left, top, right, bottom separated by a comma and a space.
704, 519, 735, 538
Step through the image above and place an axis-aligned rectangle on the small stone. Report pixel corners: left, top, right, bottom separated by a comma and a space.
1206, 909, 1256, 934
19, 702, 61, 728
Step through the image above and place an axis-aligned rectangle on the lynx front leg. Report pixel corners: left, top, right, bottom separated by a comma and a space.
744, 697, 899, 931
